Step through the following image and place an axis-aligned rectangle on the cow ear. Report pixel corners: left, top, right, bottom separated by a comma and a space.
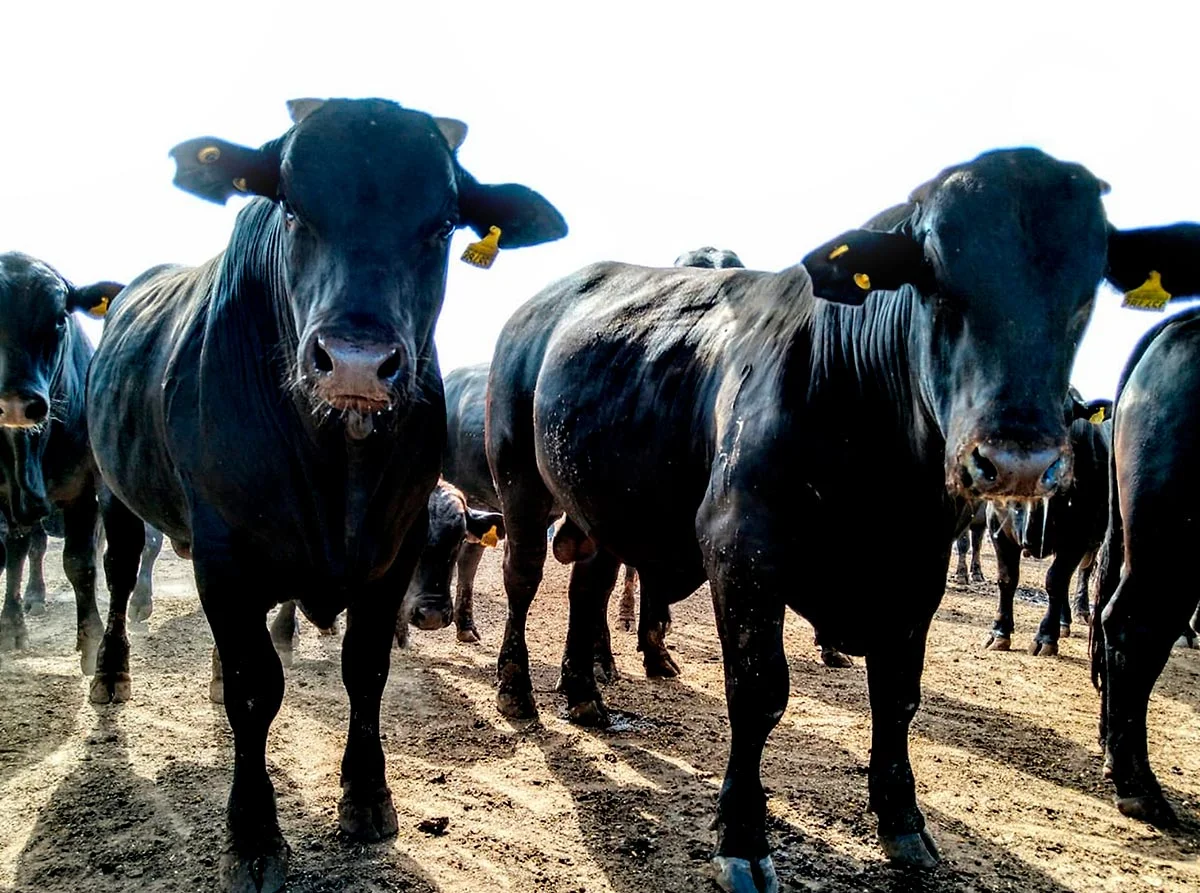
803, 229, 930, 305
67, 281, 124, 319
1106, 223, 1200, 311
464, 509, 504, 546
169, 137, 280, 205
457, 168, 567, 250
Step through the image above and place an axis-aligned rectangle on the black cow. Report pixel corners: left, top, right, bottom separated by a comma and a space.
85, 98, 565, 893
1092, 303, 1200, 828
0, 253, 119, 671
984, 414, 1111, 655
485, 149, 1200, 888
952, 502, 988, 584
674, 246, 745, 269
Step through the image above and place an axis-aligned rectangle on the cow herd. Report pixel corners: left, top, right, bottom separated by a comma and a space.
2, 97, 1200, 893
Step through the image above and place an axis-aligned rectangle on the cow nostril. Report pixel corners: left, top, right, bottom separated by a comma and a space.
312, 342, 333, 374
376, 350, 401, 381
25, 398, 47, 423
971, 447, 998, 483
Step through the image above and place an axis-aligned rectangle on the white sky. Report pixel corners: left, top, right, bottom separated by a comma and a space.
3, 1, 1198, 400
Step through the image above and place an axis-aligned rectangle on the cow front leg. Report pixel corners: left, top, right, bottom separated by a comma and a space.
638, 592, 679, 678
269, 601, 299, 668
23, 525, 48, 615
0, 530, 32, 652
453, 541, 485, 643
969, 524, 986, 582
985, 533, 1020, 650
618, 565, 638, 631
952, 531, 970, 585
867, 627, 940, 867
1073, 550, 1095, 625
89, 492, 140, 697
1032, 549, 1083, 655
129, 524, 163, 622
707, 572, 787, 893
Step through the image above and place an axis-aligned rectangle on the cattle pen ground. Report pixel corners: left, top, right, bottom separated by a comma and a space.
1, 544, 1198, 893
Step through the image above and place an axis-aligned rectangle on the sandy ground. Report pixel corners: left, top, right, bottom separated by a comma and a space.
0, 540, 1198, 893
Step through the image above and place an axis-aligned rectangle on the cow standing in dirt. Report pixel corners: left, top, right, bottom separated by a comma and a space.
85, 98, 565, 893
485, 149, 1200, 891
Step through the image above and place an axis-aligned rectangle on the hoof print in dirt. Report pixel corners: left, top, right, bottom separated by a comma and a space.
88, 673, 132, 705
1116, 793, 1178, 828
338, 788, 399, 842
218, 839, 289, 893
417, 816, 450, 837
879, 828, 941, 868
711, 855, 780, 893
1030, 639, 1059, 657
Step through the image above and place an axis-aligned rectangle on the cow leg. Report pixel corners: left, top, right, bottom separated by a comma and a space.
867, 623, 940, 867
269, 601, 299, 668
952, 531, 970, 584
637, 572, 684, 679
1031, 549, 1083, 656
129, 524, 163, 623
618, 565, 638, 631
1100, 567, 1189, 827
453, 541, 485, 643
985, 533, 1020, 650
557, 548, 621, 725
814, 629, 854, 669
969, 523, 986, 582
707, 568, 787, 893
1074, 550, 1095, 625
210, 645, 225, 704
89, 492, 140, 697
0, 531, 32, 652
23, 525, 48, 615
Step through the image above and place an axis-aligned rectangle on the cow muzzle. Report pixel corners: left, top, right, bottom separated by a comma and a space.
0, 391, 49, 428
954, 440, 1071, 498
301, 334, 405, 413
406, 593, 453, 631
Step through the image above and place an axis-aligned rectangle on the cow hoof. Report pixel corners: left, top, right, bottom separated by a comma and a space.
79, 646, 100, 677
210, 679, 225, 705
820, 647, 854, 669
953, 572, 968, 586
971, 570, 986, 583
1060, 624, 1072, 639
711, 855, 780, 893
1116, 793, 1177, 828
456, 627, 481, 644
1173, 635, 1199, 650
984, 634, 1011, 652
568, 698, 610, 727
1074, 611, 1091, 626
24, 599, 46, 617
338, 787, 399, 842
593, 660, 619, 685
218, 836, 289, 893
275, 648, 294, 669
879, 828, 941, 868
497, 689, 538, 720
644, 652, 681, 679
128, 596, 153, 623
88, 673, 131, 704
1030, 639, 1059, 657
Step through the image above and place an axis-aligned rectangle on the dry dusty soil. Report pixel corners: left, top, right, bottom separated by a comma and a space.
0, 540, 1198, 893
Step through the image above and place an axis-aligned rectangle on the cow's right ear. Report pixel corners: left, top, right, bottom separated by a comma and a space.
67, 281, 124, 319
169, 137, 281, 205
803, 230, 930, 305
464, 509, 505, 547
1106, 223, 1200, 310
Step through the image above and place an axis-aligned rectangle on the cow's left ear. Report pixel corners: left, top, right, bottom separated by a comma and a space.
1106, 223, 1200, 311
169, 137, 282, 205
464, 509, 505, 547
803, 229, 931, 305
457, 168, 567, 249
67, 281, 124, 319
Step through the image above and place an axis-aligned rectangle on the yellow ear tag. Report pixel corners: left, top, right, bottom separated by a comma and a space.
90, 296, 109, 318
461, 226, 501, 269
480, 525, 499, 548
1089, 407, 1106, 423
1122, 270, 1171, 311
197, 146, 221, 164
828, 244, 850, 260
853, 272, 871, 291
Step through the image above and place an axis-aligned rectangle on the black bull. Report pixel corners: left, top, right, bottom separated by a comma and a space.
85, 98, 565, 893
485, 148, 1200, 891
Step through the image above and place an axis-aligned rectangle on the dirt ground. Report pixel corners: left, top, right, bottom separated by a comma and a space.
0, 540, 1198, 893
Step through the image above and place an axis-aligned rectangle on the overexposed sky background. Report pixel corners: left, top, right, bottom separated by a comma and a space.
3, 1, 1198, 399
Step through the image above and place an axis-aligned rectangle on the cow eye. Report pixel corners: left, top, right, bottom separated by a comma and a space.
279, 198, 297, 228
436, 219, 457, 241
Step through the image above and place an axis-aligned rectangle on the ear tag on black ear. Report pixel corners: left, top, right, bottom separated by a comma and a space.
1089, 407, 1106, 423
90, 296, 110, 318
480, 525, 499, 548
232, 177, 248, 193
853, 273, 871, 291
828, 244, 850, 260
197, 146, 221, 164
461, 226, 502, 269
1122, 270, 1170, 311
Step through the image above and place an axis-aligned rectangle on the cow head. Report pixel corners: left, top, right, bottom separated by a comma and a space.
169, 98, 566, 434
402, 481, 503, 631
674, 246, 745, 269
803, 148, 1200, 501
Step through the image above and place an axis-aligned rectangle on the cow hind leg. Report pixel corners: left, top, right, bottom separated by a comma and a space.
23, 526, 48, 615
89, 492, 140, 697
269, 601, 299, 668
969, 525, 986, 582
1073, 551, 1096, 625
129, 524, 163, 623
952, 532, 970, 585
0, 531, 32, 652
453, 542, 485, 643
556, 548, 621, 724
1032, 550, 1082, 656
618, 565, 638, 631
985, 534, 1020, 651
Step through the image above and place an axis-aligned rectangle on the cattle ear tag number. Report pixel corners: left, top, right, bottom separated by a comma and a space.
461, 226, 502, 269
480, 525, 500, 548
197, 146, 221, 164
853, 272, 871, 290
1089, 407, 1106, 423
1122, 270, 1171, 311
828, 244, 850, 261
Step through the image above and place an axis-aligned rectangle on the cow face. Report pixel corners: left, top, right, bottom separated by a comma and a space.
674, 246, 745, 269
169, 98, 566, 433
805, 148, 1200, 501
402, 482, 503, 631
